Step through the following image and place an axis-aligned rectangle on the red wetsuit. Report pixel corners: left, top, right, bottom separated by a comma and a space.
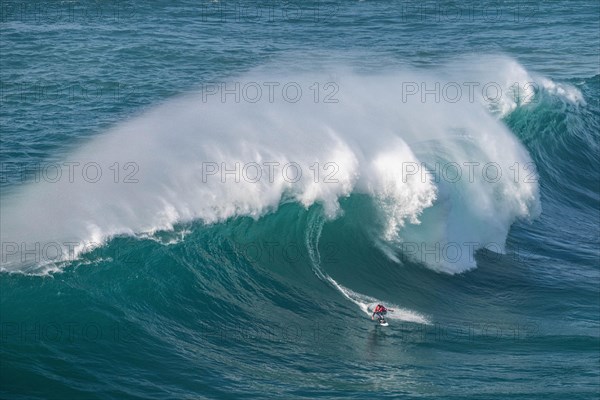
373, 305, 387, 318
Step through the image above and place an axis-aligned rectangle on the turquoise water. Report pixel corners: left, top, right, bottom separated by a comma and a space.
1, 1, 599, 399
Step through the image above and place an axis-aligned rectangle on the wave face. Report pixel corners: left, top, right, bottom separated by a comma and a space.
1, 56, 560, 274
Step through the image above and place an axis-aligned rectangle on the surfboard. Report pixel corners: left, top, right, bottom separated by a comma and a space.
378, 319, 389, 327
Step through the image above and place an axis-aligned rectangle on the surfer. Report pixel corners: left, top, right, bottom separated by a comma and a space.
371, 304, 393, 322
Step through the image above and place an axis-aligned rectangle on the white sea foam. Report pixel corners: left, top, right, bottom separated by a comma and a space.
2, 56, 580, 273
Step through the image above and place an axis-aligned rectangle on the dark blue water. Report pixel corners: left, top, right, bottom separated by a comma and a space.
1, 1, 599, 399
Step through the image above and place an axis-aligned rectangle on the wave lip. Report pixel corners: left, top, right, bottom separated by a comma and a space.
1, 56, 578, 273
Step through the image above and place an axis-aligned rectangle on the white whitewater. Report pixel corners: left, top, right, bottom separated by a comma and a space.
2, 56, 582, 273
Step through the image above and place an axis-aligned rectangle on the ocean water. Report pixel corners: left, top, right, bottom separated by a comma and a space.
1, 1, 599, 399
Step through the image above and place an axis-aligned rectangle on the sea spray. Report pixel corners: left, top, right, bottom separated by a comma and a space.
2, 56, 585, 273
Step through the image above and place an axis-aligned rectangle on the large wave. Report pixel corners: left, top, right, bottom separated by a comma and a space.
0, 55, 584, 274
